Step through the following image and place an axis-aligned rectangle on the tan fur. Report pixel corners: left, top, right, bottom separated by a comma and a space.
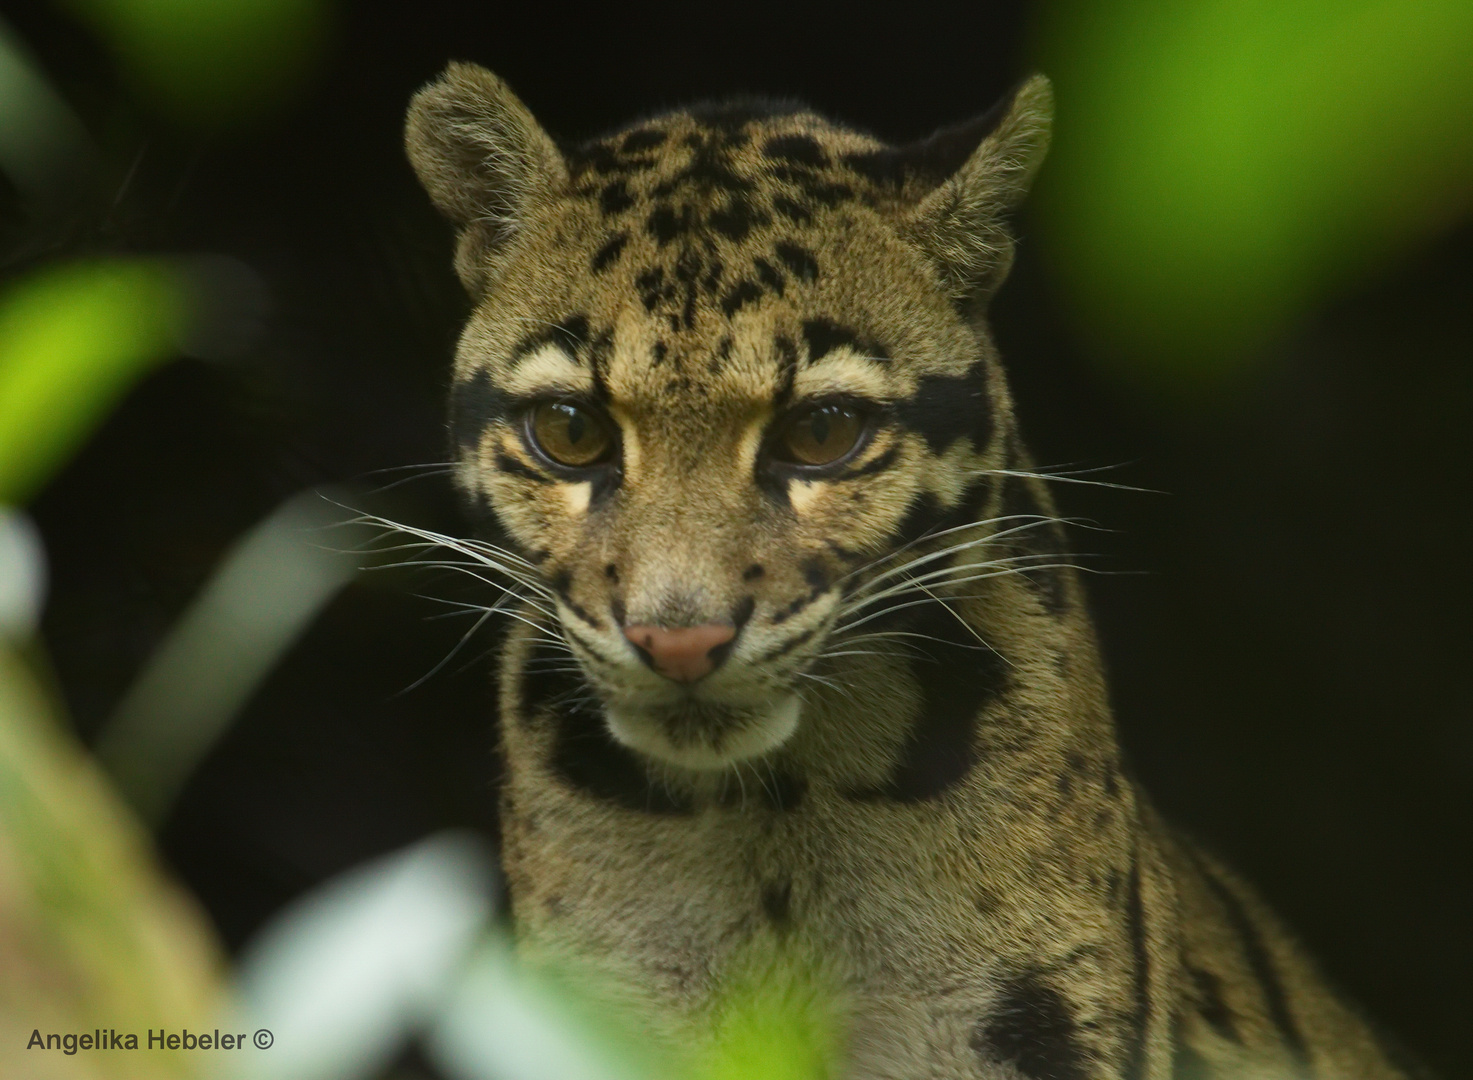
405, 63, 1423, 1079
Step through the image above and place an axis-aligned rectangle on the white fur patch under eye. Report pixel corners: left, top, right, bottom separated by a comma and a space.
788, 478, 825, 514
562, 481, 592, 515
503, 344, 591, 397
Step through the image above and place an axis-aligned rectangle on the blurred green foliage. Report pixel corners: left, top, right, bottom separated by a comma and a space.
693, 954, 840, 1080
60, 0, 329, 126
0, 260, 184, 506
1035, 0, 1473, 381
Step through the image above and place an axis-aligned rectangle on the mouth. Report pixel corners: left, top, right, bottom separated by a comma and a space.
603, 692, 801, 770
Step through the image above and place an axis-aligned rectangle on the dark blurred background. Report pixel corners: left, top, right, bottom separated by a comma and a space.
4, 0, 1468, 1073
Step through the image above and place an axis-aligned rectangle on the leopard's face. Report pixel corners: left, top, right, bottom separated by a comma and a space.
410, 67, 1049, 771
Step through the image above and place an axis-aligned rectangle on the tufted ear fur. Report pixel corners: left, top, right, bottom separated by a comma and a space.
896, 75, 1053, 310
405, 62, 567, 295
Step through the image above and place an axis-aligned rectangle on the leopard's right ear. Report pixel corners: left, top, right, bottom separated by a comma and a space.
405, 62, 567, 295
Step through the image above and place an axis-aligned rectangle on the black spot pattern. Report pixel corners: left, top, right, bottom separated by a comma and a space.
591, 232, 629, 272
774, 241, 819, 282
708, 194, 770, 241
802, 317, 874, 363
752, 257, 785, 296
647, 204, 694, 245
972, 973, 1091, 1080
621, 128, 667, 153
772, 195, 812, 224
763, 133, 827, 167
721, 280, 764, 318
600, 180, 635, 215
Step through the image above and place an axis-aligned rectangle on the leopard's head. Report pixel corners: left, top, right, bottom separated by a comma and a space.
406, 63, 1052, 771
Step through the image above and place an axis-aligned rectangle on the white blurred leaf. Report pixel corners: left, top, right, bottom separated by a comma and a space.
215, 832, 494, 1080
426, 937, 650, 1080
0, 509, 44, 639
95, 489, 357, 822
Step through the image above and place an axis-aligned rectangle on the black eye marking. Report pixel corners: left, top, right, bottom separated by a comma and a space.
832, 443, 898, 480
495, 451, 552, 484
450, 369, 511, 454
894, 363, 991, 453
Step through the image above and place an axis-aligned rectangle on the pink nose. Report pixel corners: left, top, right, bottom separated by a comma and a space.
623, 623, 736, 682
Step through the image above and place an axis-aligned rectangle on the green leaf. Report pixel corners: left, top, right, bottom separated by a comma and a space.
0, 259, 185, 505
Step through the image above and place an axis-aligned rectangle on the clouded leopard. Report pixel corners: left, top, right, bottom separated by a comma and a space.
403, 61, 1424, 1079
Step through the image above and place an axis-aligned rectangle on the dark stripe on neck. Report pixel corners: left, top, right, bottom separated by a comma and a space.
1125, 848, 1151, 1078
1171, 1036, 1214, 1080
520, 637, 692, 814
1192, 855, 1308, 1061
848, 595, 1007, 802
1186, 964, 1240, 1043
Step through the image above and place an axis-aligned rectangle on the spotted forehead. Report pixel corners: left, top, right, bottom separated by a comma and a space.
556, 105, 939, 336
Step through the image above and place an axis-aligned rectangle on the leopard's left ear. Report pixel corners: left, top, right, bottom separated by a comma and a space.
896, 75, 1053, 308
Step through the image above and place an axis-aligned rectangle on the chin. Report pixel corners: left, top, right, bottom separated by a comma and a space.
603, 693, 801, 771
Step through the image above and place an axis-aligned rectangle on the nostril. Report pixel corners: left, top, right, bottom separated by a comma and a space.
623, 623, 737, 683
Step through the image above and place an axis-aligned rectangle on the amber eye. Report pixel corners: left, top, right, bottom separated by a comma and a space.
527, 402, 614, 468
775, 404, 865, 467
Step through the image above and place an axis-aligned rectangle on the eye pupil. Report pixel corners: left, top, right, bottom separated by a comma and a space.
528, 402, 613, 467
778, 404, 863, 467
809, 411, 831, 446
